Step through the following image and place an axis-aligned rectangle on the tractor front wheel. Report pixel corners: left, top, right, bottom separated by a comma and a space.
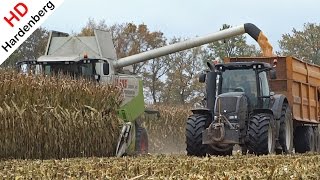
186, 114, 208, 156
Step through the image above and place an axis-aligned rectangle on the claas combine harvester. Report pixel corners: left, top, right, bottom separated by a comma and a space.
17, 23, 319, 157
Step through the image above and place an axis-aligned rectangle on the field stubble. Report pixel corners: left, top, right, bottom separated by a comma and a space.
1, 154, 320, 179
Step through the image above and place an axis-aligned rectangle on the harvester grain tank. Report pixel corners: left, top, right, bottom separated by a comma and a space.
17, 23, 278, 156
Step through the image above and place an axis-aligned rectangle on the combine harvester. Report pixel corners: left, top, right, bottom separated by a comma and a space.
18, 23, 317, 157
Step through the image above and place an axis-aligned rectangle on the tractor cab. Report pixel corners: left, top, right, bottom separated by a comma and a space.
214, 62, 275, 110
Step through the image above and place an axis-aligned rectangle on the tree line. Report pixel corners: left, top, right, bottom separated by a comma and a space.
4, 19, 320, 105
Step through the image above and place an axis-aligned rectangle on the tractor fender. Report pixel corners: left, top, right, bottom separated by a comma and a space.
271, 94, 288, 120
253, 108, 274, 116
191, 108, 212, 116
191, 108, 213, 125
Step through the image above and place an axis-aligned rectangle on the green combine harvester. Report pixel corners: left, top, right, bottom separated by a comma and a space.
17, 23, 272, 156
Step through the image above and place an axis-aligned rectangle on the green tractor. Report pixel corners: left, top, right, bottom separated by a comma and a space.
17, 23, 274, 156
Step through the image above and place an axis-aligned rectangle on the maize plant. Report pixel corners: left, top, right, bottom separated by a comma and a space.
0, 70, 122, 159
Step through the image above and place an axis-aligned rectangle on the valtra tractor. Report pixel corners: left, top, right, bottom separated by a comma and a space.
17, 23, 281, 156
186, 35, 320, 156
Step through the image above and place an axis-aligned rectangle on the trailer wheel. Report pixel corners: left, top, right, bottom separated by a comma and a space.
247, 113, 275, 155
314, 126, 320, 152
294, 126, 315, 153
186, 114, 208, 156
279, 104, 293, 153
135, 126, 148, 155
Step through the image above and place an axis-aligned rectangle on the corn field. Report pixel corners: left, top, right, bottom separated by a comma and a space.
1, 154, 320, 179
143, 105, 191, 154
0, 70, 122, 159
1, 70, 320, 179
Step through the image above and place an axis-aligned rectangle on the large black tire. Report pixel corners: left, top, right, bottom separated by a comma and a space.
135, 125, 148, 155
186, 114, 233, 156
186, 114, 208, 156
294, 126, 315, 153
247, 113, 275, 155
278, 104, 294, 153
314, 126, 320, 152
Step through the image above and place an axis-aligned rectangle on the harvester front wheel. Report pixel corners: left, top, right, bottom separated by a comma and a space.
279, 104, 293, 153
247, 113, 275, 155
135, 126, 148, 155
186, 114, 208, 156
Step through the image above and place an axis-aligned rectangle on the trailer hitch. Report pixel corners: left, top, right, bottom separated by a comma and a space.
203, 115, 240, 145
209, 123, 225, 142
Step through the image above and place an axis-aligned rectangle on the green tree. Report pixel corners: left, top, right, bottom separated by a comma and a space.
143, 55, 169, 104
162, 38, 207, 104
279, 23, 320, 65
2, 27, 49, 67
208, 24, 259, 62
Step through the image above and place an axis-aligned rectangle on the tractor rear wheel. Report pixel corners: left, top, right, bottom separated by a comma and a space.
247, 113, 275, 155
278, 104, 294, 153
135, 125, 148, 155
294, 126, 315, 153
186, 114, 208, 156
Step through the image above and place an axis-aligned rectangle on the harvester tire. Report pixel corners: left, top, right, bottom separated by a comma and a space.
247, 113, 275, 155
186, 114, 208, 156
278, 104, 293, 153
294, 126, 315, 153
135, 126, 148, 155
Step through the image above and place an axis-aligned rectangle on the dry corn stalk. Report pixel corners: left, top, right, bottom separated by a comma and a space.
0, 69, 122, 159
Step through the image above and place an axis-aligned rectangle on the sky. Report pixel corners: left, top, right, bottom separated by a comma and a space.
43, 0, 320, 51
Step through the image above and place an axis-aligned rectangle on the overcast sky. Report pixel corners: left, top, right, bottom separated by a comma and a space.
43, 0, 320, 50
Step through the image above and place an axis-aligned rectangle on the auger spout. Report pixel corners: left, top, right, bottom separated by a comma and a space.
113, 23, 273, 69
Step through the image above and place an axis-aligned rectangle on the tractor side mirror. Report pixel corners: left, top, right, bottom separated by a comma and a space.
270, 69, 277, 79
199, 73, 206, 83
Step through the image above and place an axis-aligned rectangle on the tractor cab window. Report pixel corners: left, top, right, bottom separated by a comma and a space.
259, 71, 270, 96
259, 71, 270, 108
220, 69, 257, 107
